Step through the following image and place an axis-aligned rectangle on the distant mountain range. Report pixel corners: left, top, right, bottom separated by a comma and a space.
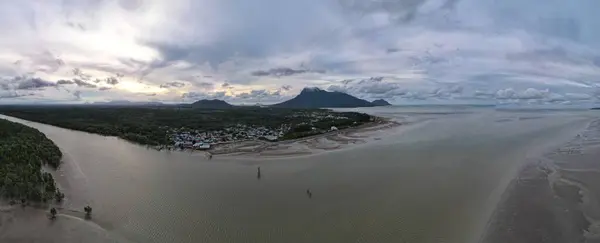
271, 87, 389, 108
89, 87, 391, 109
191, 99, 234, 109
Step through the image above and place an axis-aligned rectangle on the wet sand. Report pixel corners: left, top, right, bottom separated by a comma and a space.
0, 204, 128, 243
208, 120, 404, 158
481, 119, 600, 243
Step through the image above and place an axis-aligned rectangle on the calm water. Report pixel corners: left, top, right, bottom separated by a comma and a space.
0, 107, 596, 243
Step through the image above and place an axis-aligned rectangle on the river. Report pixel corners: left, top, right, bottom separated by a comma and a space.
0, 107, 597, 243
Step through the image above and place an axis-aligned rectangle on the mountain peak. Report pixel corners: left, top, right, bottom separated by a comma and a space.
301, 87, 324, 93
372, 99, 391, 106
192, 99, 234, 109
272, 87, 375, 108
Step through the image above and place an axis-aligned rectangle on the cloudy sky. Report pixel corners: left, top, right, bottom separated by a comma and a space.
1, 0, 599, 105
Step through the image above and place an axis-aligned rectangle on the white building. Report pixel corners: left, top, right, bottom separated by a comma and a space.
193, 143, 211, 150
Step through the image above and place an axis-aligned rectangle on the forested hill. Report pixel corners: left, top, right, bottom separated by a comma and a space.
192, 99, 234, 108
0, 118, 63, 202
272, 88, 375, 108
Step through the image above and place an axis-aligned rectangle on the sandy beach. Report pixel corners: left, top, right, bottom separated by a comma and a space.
481, 119, 600, 243
191, 119, 406, 159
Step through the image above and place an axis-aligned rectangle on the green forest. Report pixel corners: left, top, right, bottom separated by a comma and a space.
0, 106, 372, 146
0, 118, 63, 202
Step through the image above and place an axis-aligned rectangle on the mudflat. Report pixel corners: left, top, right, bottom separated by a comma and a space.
482, 119, 600, 243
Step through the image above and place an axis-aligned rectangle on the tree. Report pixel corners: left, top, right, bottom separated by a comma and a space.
84, 205, 92, 218
50, 208, 57, 219
55, 190, 65, 202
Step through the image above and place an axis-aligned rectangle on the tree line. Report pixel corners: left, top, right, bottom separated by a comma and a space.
0, 118, 63, 202
0, 106, 372, 146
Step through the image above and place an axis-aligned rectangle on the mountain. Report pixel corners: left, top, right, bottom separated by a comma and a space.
272, 87, 375, 108
192, 99, 234, 109
371, 99, 391, 106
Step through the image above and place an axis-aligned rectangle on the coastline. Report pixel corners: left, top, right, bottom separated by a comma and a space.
480, 118, 600, 243
165, 119, 404, 159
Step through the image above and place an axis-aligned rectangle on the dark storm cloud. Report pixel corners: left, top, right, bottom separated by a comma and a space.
55, 78, 97, 88
16, 77, 56, 90
73, 78, 97, 88
1, 76, 99, 92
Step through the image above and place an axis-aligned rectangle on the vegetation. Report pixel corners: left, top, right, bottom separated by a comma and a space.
0, 106, 372, 146
0, 118, 62, 202
50, 208, 57, 219
84, 205, 92, 216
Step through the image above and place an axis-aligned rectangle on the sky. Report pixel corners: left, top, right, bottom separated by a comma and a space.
1, 0, 599, 105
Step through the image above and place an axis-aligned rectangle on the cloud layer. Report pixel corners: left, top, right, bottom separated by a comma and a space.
0, 0, 599, 105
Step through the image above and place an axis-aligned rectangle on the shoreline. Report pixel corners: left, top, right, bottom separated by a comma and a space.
0, 113, 400, 160
480, 118, 600, 243
164, 119, 404, 159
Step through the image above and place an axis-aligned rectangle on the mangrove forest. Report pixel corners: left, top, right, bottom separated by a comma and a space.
0, 118, 63, 202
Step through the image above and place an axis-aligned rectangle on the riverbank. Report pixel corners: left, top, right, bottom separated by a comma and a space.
0, 117, 102, 241
0, 118, 63, 205
481, 118, 600, 243
0, 106, 374, 147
